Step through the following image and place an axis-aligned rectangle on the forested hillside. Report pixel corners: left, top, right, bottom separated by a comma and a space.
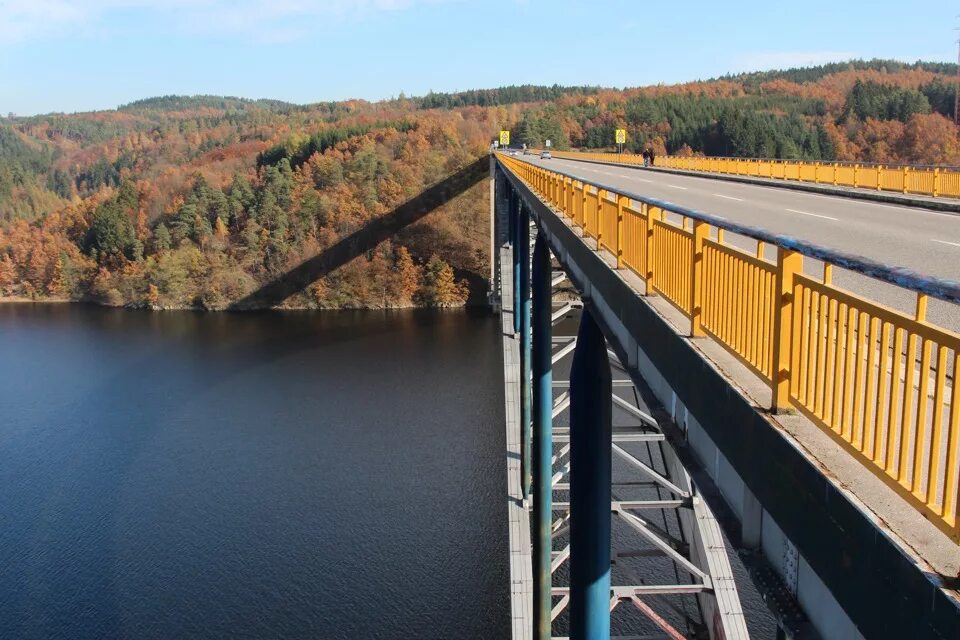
509, 59, 959, 163
1, 59, 957, 309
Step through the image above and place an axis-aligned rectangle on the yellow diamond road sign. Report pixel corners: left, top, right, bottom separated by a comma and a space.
615, 128, 627, 144
499, 130, 510, 146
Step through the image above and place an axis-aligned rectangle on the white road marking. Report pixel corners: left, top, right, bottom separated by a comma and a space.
785, 208, 839, 221
713, 194, 744, 201
931, 238, 960, 248
741, 184, 960, 218
666, 185, 688, 190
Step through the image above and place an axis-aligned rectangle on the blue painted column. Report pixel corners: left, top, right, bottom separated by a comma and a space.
569, 307, 612, 640
531, 233, 554, 639
512, 194, 522, 335
519, 202, 532, 499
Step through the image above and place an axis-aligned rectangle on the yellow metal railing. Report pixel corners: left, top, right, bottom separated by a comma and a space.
547, 150, 960, 199
498, 152, 960, 542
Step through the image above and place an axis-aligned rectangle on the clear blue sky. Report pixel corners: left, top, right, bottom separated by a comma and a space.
1, 0, 956, 115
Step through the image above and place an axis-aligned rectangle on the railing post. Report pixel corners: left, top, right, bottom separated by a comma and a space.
833, 162, 839, 185
690, 220, 708, 337
569, 307, 612, 640
581, 183, 588, 230
934, 168, 941, 197
814, 161, 820, 183
771, 248, 802, 412
519, 202, 532, 499
616, 195, 626, 269
903, 166, 909, 194
596, 189, 605, 247
878, 165, 884, 191
646, 206, 661, 292
853, 164, 859, 188
531, 233, 553, 640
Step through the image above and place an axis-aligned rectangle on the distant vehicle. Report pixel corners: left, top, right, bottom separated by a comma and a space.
510, 150, 519, 156
523, 149, 532, 155
540, 150, 552, 159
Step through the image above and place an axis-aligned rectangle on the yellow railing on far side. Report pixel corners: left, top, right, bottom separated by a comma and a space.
547, 150, 960, 200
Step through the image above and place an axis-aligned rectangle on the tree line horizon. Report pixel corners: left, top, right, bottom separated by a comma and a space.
1, 58, 957, 309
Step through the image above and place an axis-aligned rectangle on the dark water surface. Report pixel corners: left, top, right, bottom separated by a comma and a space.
0, 305, 509, 639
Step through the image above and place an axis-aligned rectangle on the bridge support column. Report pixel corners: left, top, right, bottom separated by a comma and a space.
512, 193, 522, 336
519, 201, 532, 499
531, 232, 553, 640
569, 307, 612, 640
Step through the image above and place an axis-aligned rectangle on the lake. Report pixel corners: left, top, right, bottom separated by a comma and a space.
0, 304, 510, 639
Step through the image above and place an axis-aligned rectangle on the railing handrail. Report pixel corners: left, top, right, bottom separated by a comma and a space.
567, 150, 960, 173
496, 152, 960, 305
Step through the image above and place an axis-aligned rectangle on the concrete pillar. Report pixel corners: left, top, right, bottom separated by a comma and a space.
741, 484, 763, 549
569, 308, 612, 640
531, 232, 553, 639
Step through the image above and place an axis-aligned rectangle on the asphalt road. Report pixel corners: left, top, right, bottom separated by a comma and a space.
519, 154, 960, 331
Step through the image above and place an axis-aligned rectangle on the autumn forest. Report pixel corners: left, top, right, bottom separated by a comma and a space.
1, 59, 957, 310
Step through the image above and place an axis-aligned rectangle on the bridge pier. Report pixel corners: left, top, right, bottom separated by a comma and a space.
519, 202, 532, 499
531, 233, 553, 640
512, 192, 522, 335
568, 308, 612, 640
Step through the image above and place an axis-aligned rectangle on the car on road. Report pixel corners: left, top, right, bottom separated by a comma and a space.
540, 150, 552, 159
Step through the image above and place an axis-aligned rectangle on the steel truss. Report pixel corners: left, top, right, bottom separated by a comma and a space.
539, 251, 748, 640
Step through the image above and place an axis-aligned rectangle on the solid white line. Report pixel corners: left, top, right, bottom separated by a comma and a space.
713, 194, 743, 201
666, 185, 688, 190
785, 208, 838, 221
931, 238, 960, 248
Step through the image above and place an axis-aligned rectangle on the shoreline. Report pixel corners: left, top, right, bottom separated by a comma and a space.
0, 296, 478, 312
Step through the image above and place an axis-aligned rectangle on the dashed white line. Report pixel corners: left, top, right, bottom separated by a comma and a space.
713, 194, 743, 202
785, 208, 838, 221
666, 185, 688, 190
931, 238, 960, 248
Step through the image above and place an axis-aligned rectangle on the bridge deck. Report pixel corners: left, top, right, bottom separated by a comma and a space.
498, 154, 960, 639
509, 154, 960, 577
501, 244, 534, 640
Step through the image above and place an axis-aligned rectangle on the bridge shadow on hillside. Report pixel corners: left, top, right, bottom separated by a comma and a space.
230, 157, 489, 310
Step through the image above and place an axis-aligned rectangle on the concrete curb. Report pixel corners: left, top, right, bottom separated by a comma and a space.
556, 156, 960, 215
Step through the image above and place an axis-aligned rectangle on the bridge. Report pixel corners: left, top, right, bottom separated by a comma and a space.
489, 150, 960, 639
